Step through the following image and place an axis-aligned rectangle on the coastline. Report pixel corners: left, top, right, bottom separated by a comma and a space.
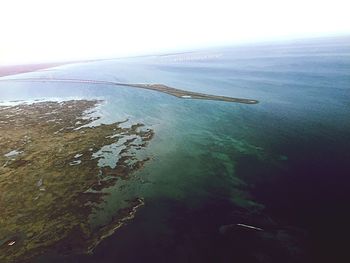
0, 62, 72, 77
0, 78, 259, 104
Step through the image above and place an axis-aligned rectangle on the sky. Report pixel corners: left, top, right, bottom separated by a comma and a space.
0, 0, 349, 65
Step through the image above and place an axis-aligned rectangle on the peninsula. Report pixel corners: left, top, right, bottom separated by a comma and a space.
0, 78, 259, 104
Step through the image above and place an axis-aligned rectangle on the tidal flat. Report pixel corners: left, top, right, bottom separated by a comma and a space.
0, 100, 153, 262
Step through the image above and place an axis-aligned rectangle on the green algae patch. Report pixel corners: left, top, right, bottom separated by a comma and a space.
0, 100, 154, 262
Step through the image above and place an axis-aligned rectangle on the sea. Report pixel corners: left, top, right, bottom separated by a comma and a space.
0, 36, 349, 263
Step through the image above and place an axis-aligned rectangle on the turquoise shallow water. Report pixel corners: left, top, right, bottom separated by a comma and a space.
1, 36, 350, 262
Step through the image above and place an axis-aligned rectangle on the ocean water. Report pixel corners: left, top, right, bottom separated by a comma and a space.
0, 36, 350, 263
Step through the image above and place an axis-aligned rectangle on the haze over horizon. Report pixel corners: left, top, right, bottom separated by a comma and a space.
1, 0, 349, 65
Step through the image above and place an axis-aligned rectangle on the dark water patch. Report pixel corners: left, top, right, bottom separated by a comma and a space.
236, 134, 350, 262
38, 197, 309, 263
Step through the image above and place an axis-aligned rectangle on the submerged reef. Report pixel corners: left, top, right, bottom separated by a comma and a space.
0, 100, 154, 262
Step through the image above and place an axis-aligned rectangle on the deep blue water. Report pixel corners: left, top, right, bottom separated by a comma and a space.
1, 36, 350, 263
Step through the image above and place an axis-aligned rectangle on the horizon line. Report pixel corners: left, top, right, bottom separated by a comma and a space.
1, 33, 349, 67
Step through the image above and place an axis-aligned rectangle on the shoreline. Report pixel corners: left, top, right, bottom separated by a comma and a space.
0, 62, 73, 77
0, 78, 259, 104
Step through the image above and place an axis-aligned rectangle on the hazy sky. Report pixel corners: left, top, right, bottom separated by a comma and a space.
1, 0, 349, 65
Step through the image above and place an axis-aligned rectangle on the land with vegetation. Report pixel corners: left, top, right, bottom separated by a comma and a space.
0, 100, 153, 262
